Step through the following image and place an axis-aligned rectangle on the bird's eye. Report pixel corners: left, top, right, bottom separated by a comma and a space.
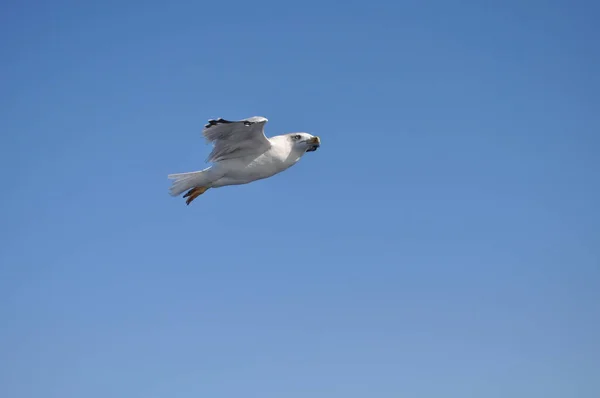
292, 134, 301, 140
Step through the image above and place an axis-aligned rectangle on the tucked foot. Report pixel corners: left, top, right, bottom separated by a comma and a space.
183, 186, 209, 205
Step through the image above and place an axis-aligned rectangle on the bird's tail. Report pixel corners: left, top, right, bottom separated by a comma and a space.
167, 168, 214, 197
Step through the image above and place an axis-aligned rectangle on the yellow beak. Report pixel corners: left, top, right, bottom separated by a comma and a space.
309, 136, 321, 145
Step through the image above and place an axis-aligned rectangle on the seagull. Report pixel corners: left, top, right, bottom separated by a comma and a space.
168, 116, 321, 205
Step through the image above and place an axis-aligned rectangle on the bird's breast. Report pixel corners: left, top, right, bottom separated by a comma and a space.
218, 144, 303, 182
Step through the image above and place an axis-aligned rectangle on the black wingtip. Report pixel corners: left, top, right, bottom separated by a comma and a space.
204, 118, 256, 129
204, 118, 234, 129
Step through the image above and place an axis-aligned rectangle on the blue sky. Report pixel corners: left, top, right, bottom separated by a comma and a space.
1, 0, 599, 397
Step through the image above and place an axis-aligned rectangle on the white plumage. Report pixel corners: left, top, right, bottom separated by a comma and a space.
168, 116, 321, 205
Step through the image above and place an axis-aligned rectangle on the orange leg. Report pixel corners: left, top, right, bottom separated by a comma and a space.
183, 186, 209, 205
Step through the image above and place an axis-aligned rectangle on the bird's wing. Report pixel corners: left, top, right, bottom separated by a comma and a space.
202, 116, 271, 162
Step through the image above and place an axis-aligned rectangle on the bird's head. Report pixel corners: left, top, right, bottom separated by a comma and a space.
288, 132, 321, 152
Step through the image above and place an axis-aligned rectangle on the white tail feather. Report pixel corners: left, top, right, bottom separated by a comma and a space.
168, 168, 213, 196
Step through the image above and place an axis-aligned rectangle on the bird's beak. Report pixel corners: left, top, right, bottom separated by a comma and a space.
306, 136, 320, 152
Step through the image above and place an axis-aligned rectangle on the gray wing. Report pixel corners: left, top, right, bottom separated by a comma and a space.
202, 116, 271, 162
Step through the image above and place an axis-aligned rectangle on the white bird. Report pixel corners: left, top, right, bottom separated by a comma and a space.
168, 116, 321, 205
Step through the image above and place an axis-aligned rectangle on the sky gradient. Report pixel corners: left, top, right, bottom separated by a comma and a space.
1, 1, 599, 397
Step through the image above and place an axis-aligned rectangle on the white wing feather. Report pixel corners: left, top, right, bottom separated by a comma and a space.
203, 116, 271, 162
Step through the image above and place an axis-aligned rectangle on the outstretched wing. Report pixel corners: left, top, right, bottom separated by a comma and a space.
202, 116, 271, 162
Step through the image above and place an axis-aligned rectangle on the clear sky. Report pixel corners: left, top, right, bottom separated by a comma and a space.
1, 1, 598, 397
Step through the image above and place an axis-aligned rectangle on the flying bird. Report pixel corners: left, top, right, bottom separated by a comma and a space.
168, 116, 321, 205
